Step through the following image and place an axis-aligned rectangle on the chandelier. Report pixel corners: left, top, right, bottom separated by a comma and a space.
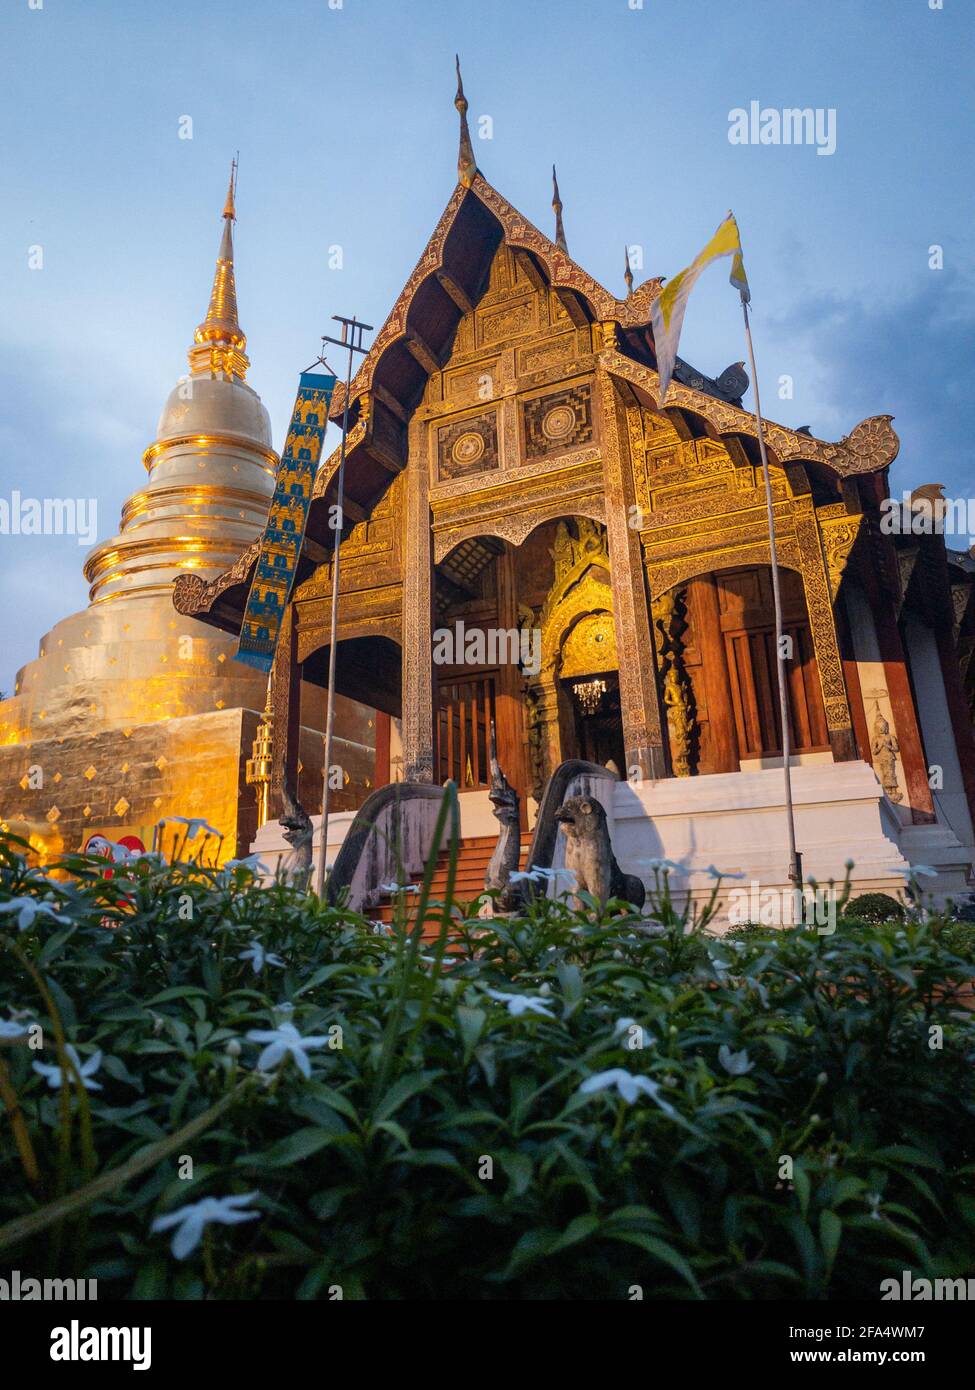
572, 678, 606, 716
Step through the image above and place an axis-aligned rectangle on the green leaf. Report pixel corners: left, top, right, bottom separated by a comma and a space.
819, 1209, 842, 1272
254, 1127, 337, 1167
548, 1213, 600, 1253
500, 1149, 534, 1196
145, 987, 211, 1004
455, 1006, 486, 1062
373, 1070, 442, 1123
604, 1230, 700, 1294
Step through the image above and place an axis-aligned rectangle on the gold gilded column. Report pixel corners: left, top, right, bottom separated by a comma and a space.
402, 419, 436, 782
269, 603, 301, 817
795, 501, 857, 762
596, 367, 668, 779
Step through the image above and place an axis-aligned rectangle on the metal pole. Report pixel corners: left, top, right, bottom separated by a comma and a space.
741, 298, 803, 890
313, 316, 371, 896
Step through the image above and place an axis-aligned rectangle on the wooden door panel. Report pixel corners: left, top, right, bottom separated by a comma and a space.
437, 676, 496, 787
714, 569, 831, 759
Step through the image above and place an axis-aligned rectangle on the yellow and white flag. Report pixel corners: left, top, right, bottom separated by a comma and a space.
650, 212, 750, 404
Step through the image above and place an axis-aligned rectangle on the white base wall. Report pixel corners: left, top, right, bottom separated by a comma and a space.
250, 760, 974, 920
607, 762, 912, 927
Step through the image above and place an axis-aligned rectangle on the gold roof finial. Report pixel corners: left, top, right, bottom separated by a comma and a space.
623, 244, 634, 297
223, 156, 237, 220
188, 159, 249, 380
455, 55, 477, 189
552, 165, 568, 254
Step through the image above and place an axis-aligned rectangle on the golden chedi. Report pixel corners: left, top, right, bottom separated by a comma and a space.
0, 170, 282, 861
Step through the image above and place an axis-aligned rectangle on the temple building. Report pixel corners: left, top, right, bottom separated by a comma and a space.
0, 171, 374, 861
175, 71, 975, 909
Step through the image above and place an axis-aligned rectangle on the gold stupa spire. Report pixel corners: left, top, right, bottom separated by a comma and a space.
455, 56, 477, 189
623, 244, 634, 297
188, 159, 249, 380
552, 165, 568, 254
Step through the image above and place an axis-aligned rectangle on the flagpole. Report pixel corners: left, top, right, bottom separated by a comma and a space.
740, 297, 803, 890
314, 315, 372, 898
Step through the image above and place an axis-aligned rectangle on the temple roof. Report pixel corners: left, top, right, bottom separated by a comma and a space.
328, 172, 670, 424
173, 82, 901, 631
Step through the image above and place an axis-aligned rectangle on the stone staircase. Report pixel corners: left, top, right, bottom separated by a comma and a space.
371, 831, 533, 932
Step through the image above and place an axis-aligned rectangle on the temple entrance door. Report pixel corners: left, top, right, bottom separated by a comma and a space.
564, 673, 625, 772
671, 567, 830, 773
708, 566, 829, 761
718, 567, 829, 759
436, 674, 497, 789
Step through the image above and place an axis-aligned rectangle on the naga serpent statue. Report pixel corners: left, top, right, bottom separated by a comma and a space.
279, 779, 314, 889
484, 722, 523, 911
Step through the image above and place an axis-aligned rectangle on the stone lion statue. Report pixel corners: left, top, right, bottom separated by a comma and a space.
555, 795, 645, 911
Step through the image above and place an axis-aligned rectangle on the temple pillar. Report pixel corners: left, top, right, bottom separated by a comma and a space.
268, 601, 301, 819
795, 503, 857, 761
596, 372, 667, 780
401, 422, 437, 782
935, 623, 975, 838
495, 542, 529, 797
848, 561, 936, 823
374, 710, 391, 789
526, 670, 564, 801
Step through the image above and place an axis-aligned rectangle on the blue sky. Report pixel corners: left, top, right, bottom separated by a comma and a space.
1, 0, 973, 694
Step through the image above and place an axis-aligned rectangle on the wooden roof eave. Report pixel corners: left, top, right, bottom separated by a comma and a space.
602, 351, 899, 482
328, 174, 666, 425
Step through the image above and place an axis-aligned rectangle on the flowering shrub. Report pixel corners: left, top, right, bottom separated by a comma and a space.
1, 826, 974, 1300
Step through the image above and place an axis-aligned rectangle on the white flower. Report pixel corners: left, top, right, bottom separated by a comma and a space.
244, 1022, 329, 1078
485, 989, 555, 1019
32, 1044, 103, 1091
890, 863, 938, 879
578, 1068, 675, 1114
634, 858, 684, 874
237, 941, 285, 974
0, 1019, 29, 1039
378, 881, 419, 894
112, 844, 143, 864
509, 866, 577, 889
370, 921, 393, 936
159, 816, 222, 841
224, 855, 269, 874
0, 898, 70, 932
220, 856, 269, 883
151, 1192, 260, 1259
613, 1016, 638, 1034
718, 1044, 754, 1076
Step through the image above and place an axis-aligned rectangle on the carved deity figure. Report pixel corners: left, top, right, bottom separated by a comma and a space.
550, 521, 575, 584
662, 662, 692, 778
523, 683, 546, 804
871, 703, 903, 804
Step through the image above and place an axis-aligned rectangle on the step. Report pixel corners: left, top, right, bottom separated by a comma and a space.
368, 830, 535, 928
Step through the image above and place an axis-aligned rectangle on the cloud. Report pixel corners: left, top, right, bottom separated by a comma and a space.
0, 340, 145, 692
765, 270, 975, 540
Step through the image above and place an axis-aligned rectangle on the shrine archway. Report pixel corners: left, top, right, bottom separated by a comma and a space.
652, 563, 830, 775
433, 516, 623, 801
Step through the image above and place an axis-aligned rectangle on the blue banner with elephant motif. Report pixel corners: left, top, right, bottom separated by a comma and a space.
235, 371, 337, 672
